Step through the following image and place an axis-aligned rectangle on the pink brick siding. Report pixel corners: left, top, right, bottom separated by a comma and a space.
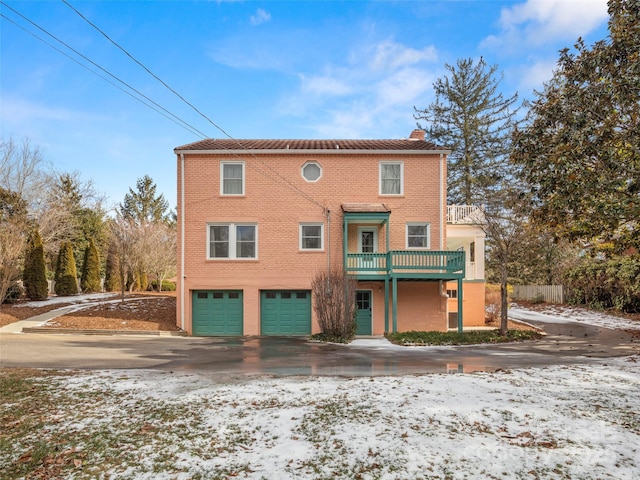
176, 146, 481, 335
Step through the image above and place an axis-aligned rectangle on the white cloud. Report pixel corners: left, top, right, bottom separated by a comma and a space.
250, 8, 271, 26
482, 0, 608, 50
280, 39, 439, 138
514, 59, 559, 92
299, 73, 353, 97
371, 41, 438, 71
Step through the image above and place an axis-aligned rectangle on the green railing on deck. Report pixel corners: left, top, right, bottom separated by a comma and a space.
345, 250, 465, 277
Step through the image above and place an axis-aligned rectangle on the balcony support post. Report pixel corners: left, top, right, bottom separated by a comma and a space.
392, 276, 398, 333
457, 277, 463, 333
384, 275, 389, 333
342, 214, 348, 273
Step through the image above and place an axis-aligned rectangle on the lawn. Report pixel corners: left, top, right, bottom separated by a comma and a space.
2, 359, 638, 479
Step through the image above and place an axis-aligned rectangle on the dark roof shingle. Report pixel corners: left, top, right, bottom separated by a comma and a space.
174, 138, 447, 152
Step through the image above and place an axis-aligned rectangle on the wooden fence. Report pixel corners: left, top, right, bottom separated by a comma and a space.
512, 285, 565, 304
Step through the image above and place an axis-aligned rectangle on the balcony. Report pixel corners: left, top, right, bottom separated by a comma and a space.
345, 250, 465, 280
447, 205, 485, 224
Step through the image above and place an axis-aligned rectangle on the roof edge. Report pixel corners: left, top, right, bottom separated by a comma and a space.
174, 148, 451, 155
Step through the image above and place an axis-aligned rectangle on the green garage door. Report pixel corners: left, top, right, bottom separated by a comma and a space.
192, 290, 243, 336
261, 290, 311, 335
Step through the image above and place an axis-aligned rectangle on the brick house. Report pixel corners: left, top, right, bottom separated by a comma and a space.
174, 129, 486, 336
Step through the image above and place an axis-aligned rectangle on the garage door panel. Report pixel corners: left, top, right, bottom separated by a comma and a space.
260, 290, 311, 335
192, 290, 243, 336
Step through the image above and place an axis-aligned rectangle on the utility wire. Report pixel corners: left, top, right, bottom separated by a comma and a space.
0, 13, 206, 139
1, 1, 209, 139
62, 0, 326, 210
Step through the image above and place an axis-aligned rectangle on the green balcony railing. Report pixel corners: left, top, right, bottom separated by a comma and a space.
345, 250, 465, 278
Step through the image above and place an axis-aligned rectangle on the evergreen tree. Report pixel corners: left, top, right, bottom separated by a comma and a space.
80, 238, 101, 293
120, 175, 171, 225
104, 243, 120, 292
414, 58, 520, 204
23, 229, 48, 301
512, 0, 639, 251
54, 241, 78, 296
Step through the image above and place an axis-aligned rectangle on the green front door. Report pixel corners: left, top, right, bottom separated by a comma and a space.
261, 290, 311, 335
192, 290, 243, 336
356, 290, 372, 335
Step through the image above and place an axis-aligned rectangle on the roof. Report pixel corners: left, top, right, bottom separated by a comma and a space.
174, 138, 448, 153
341, 203, 391, 213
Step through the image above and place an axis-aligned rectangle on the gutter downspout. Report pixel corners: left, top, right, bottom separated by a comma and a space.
439, 153, 444, 250
180, 153, 185, 331
326, 208, 330, 270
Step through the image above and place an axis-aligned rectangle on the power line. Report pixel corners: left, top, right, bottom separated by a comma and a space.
0, 1, 209, 139
62, 0, 326, 210
0, 13, 206, 139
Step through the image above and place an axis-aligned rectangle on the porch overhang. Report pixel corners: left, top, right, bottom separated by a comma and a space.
342, 203, 391, 225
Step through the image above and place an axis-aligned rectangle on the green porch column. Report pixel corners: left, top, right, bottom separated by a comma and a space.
457, 278, 463, 333
392, 276, 398, 333
343, 215, 348, 272
384, 276, 389, 333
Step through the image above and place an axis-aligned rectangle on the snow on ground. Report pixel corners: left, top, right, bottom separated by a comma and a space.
15, 292, 119, 308
41, 357, 640, 479
510, 304, 640, 331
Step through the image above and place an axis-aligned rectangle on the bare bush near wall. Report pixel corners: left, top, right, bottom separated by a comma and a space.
311, 267, 357, 339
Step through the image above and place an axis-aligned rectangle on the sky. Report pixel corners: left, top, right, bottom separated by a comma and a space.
0, 0, 611, 210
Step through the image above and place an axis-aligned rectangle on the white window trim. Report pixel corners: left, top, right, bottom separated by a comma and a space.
220, 161, 245, 196
301, 161, 322, 182
207, 222, 258, 260
299, 222, 324, 251
379, 161, 404, 196
406, 222, 430, 249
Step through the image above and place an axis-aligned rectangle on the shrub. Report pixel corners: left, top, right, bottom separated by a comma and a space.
23, 229, 48, 301
310, 267, 357, 342
80, 238, 101, 293
150, 280, 176, 292
1, 281, 25, 304
54, 242, 78, 296
104, 243, 120, 292
563, 255, 640, 313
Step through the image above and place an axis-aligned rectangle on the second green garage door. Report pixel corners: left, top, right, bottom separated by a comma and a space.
260, 290, 311, 335
192, 290, 243, 336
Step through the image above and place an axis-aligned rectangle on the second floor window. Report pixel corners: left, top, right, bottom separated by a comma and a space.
221, 162, 244, 195
300, 223, 324, 250
380, 161, 403, 195
406, 222, 430, 249
209, 223, 256, 259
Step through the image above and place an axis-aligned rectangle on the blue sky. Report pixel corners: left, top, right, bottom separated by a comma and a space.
1, 0, 610, 209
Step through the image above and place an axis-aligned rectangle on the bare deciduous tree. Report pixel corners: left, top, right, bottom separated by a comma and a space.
141, 222, 176, 292
311, 267, 357, 340
109, 215, 140, 301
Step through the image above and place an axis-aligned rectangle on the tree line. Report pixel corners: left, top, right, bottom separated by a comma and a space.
413, 0, 638, 332
0, 140, 176, 304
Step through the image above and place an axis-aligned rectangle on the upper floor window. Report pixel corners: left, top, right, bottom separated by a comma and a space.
208, 223, 257, 259
300, 223, 324, 250
221, 162, 244, 195
406, 222, 430, 249
302, 162, 322, 182
380, 161, 403, 195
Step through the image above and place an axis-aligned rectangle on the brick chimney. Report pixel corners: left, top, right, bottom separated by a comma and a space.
409, 129, 425, 141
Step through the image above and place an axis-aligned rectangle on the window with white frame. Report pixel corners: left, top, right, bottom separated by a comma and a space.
221, 162, 244, 195
208, 223, 257, 259
301, 162, 322, 182
379, 161, 403, 195
406, 222, 430, 249
299, 223, 324, 250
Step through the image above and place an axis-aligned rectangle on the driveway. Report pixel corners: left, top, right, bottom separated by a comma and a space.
1, 309, 637, 375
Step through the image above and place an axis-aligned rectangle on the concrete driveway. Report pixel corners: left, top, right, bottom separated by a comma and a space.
1, 311, 637, 376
